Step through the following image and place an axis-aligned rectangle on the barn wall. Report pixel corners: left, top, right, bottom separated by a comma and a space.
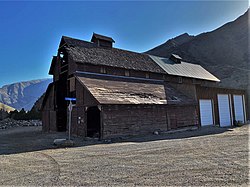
101, 104, 198, 139
196, 86, 247, 125
53, 56, 60, 82
76, 64, 168, 80
106, 66, 125, 76
69, 79, 99, 137
68, 55, 77, 76
169, 83, 197, 101
42, 85, 57, 132
166, 105, 198, 129
150, 72, 164, 80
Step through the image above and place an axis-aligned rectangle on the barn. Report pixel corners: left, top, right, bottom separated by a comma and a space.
41, 33, 248, 139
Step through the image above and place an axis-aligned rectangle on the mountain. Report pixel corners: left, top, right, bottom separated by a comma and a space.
147, 33, 194, 57
0, 102, 15, 112
0, 79, 52, 111
146, 10, 249, 90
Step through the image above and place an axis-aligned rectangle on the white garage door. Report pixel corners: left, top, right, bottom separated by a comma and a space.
199, 99, 213, 126
218, 94, 232, 127
233, 95, 245, 123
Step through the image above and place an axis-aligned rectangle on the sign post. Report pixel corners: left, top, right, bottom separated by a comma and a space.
65, 97, 76, 140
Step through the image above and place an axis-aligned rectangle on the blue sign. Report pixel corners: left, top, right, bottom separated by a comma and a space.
65, 97, 76, 101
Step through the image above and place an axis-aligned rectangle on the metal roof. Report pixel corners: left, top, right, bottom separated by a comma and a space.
149, 55, 220, 82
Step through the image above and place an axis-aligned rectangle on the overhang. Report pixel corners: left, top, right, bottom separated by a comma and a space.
75, 73, 196, 105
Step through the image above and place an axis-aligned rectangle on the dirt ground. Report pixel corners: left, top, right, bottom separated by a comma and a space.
0, 125, 249, 186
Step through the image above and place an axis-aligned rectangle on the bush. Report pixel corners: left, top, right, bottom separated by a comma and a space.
233, 120, 244, 127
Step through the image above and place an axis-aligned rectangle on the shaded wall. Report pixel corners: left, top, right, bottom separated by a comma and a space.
101, 104, 198, 139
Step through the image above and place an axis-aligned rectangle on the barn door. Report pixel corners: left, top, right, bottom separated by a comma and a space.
233, 95, 245, 123
217, 94, 232, 127
87, 106, 101, 138
199, 99, 214, 126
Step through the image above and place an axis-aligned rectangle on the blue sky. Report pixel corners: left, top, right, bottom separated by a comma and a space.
0, 1, 248, 87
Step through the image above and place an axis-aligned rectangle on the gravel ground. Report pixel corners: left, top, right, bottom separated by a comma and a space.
0, 125, 249, 186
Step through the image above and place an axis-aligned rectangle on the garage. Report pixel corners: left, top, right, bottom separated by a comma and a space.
199, 99, 214, 126
218, 94, 232, 127
233, 95, 245, 123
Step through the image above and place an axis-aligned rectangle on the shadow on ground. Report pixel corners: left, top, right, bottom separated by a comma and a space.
0, 125, 239, 155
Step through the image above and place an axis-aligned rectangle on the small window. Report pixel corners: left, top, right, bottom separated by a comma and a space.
59, 53, 64, 58
125, 70, 130, 76
146, 73, 150, 79
178, 77, 183, 83
100, 67, 106, 74
192, 78, 196, 84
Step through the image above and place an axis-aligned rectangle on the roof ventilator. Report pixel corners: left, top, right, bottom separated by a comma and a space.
91, 33, 115, 48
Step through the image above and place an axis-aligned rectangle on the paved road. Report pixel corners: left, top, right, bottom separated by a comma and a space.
0, 125, 249, 186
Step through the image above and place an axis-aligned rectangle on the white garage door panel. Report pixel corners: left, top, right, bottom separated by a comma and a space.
199, 100, 213, 126
233, 95, 245, 122
218, 94, 231, 127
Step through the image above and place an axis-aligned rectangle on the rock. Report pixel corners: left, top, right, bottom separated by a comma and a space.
53, 139, 74, 147
0, 118, 42, 130
53, 139, 67, 145
153, 131, 159, 135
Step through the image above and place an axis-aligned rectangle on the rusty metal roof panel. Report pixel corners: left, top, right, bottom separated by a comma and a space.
149, 55, 220, 82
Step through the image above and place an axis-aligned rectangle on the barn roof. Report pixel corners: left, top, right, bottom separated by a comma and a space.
149, 55, 220, 82
75, 73, 195, 105
61, 36, 165, 74
57, 35, 219, 82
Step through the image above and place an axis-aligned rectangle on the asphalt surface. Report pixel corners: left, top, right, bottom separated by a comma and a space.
0, 125, 249, 186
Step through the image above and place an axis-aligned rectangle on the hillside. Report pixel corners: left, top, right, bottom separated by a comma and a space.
0, 102, 15, 112
146, 10, 249, 90
147, 33, 194, 57
0, 79, 52, 111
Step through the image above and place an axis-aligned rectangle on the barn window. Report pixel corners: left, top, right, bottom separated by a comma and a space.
100, 67, 106, 74
192, 78, 197, 84
178, 77, 183, 83
146, 73, 150, 78
125, 70, 130, 76
60, 53, 64, 58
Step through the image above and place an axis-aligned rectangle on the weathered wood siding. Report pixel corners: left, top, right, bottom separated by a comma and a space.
42, 85, 57, 132
70, 79, 99, 136
101, 104, 198, 139
169, 83, 197, 101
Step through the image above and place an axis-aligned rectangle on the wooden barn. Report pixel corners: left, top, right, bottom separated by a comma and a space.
41, 33, 248, 139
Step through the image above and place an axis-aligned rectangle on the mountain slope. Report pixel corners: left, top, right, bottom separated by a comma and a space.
147, 33, 194, 57
0, 79, 52, 111
0, 102, 15, 112
146, 10, 249, 90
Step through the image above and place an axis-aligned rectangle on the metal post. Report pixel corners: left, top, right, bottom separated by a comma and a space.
65, 97, 76, 141
68, 100, 72, 140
